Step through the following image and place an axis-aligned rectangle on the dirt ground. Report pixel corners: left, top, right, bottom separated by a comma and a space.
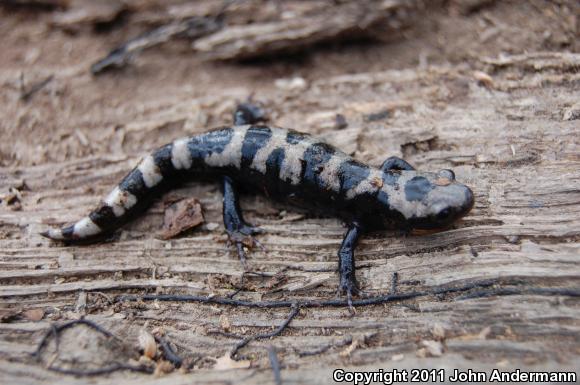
0, 0, 579, 384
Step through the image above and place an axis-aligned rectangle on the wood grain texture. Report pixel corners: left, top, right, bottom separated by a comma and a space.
1, 1, 579, 383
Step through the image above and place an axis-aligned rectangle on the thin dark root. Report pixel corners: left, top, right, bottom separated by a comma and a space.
391, 271, 399, 294
33, 318, 153, 376
267, 345, 282, 385
230, 303, 300, 358
117, 278, 580, 309
155, 335, 183, 368
44, 363, 153, 376
297, 336, 353, 357
33, 319, 117, 359
33, 280, 579, 375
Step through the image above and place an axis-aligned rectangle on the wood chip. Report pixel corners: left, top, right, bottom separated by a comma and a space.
219, 315, 231, 332
417, 340, 444, 357
263, 270, 289, 290
278, 273, 333, 292
275, 77, 308, 91
22, 308, 45, 322
563, 102, 580, 121
205, 222, 219, 231
154, 360, 174, 376
473, 70, 494, 88
212, 353, 251, 370
158, 197, 204, 240
75, 291, 87, 313
432, 323, 446, 340
339, 339, 359, 357
457, 326, 492, 341
139, 329, 157, 359
391, 353, 404, 361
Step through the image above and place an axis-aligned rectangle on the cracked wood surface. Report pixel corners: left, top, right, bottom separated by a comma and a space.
1, 52, 579, 384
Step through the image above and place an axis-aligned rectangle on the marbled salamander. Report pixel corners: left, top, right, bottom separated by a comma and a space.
43, 104, 474, 306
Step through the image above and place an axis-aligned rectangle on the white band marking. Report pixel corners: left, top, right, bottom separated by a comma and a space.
73, 217, 101, 238
171, 138, 192, 170
138, 155, 163, 188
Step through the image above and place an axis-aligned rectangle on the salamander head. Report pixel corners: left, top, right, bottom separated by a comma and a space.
380, 169, 474, 230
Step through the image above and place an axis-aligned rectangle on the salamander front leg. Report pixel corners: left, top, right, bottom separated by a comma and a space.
337, 222, 363, 311
222, 176, 263, 268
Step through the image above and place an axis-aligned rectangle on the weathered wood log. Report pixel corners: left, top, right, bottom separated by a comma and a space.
193, 0, 417, 60
89, 0, 417, 72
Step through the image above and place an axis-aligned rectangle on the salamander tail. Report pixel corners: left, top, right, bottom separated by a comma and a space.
40, 215, 103, 241
40, 229, 63, 240
41, 127, 240, 243
41, 143, 175, 242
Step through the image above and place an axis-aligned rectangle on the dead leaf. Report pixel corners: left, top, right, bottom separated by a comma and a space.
212, 353, 251, 370
22, 308, 45, 322
158, 197, 204, 240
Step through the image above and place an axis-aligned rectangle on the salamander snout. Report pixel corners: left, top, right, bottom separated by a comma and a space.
426, 173, 474, 229
432, 182, 474, 225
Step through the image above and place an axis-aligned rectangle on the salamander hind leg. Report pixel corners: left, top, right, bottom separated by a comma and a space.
233, 102, 267, 126
222, 176, 264, 268
337, 222, 363, 313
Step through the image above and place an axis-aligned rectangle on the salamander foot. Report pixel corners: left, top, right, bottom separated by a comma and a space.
337, 275, 361, 315
226, 224, 264, 269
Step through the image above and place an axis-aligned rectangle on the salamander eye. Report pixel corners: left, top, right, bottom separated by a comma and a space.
436, 208, 451, 221
438, 169, 455, 180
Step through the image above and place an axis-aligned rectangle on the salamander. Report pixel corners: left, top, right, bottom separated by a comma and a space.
42, 103, 474, 306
